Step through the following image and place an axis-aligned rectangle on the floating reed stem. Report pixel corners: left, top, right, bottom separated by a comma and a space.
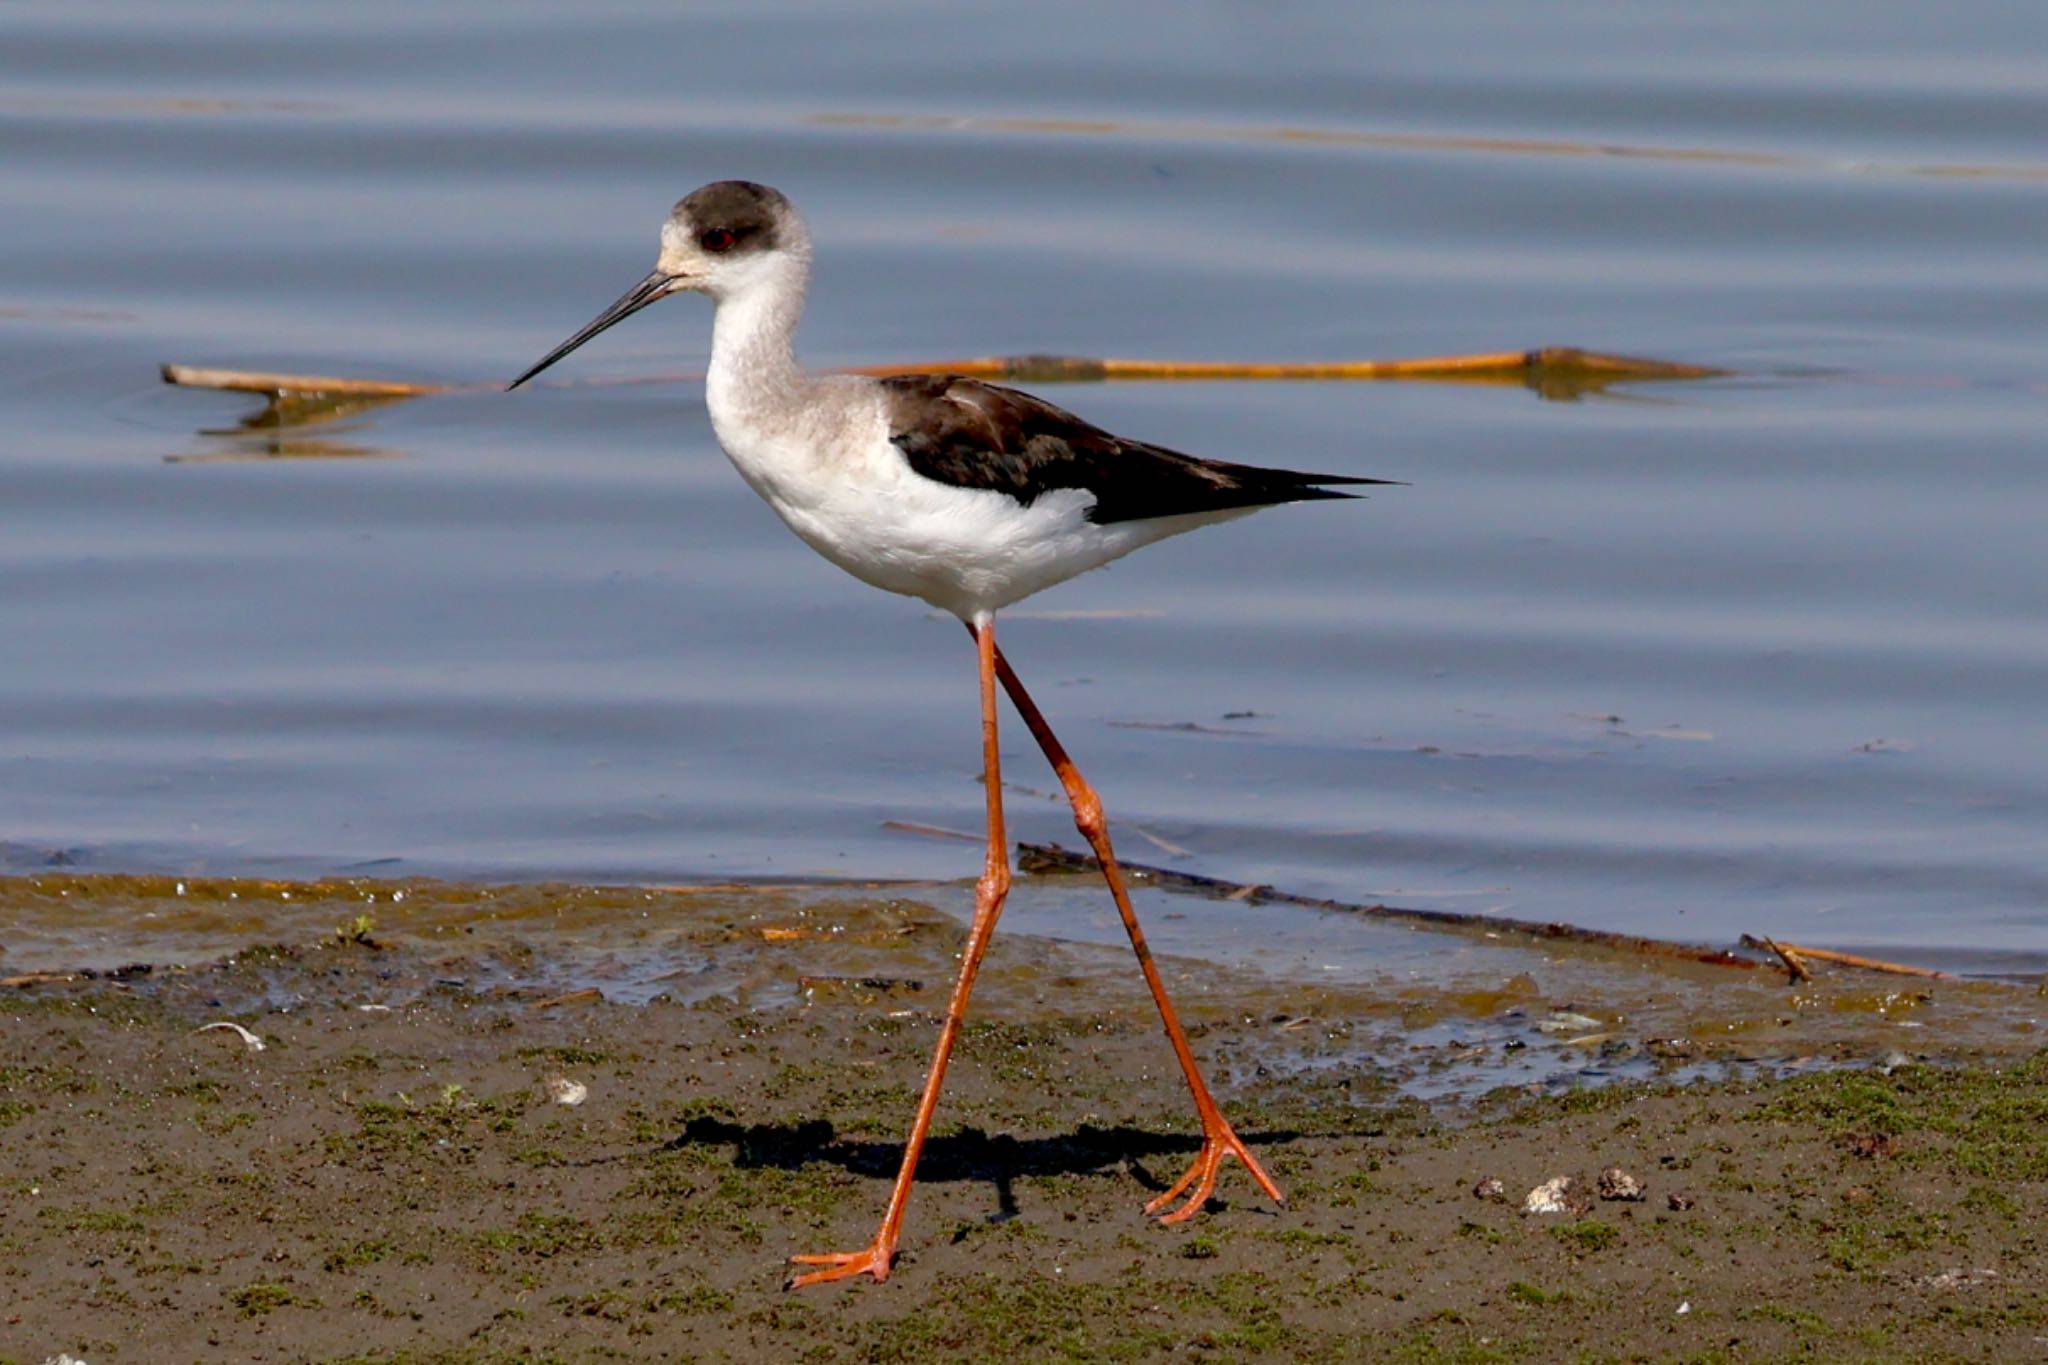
161, 364, 448, 397
841, 347, 1725, 386
162, 345, 1724, 404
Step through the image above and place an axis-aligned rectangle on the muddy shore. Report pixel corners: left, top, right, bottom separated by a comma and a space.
1, 877, 2043, 1363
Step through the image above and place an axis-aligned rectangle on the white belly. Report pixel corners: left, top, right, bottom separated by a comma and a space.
784, 469, 1154, 618
705, 388, 1220, 619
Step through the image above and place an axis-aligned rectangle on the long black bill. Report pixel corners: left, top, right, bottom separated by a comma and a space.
506, 269, 680, 391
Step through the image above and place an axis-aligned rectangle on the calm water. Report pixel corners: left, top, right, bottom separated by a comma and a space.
4, 2, 2045, 979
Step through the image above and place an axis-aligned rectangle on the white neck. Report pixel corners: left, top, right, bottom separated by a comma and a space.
704, 253, 810, 433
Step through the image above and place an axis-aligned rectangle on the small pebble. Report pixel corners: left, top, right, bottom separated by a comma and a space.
544, 1075, 588, 1107
1472, 1177, 1505, 1201
1597, 1166, 1645, 1202
1666, 1192, 1696, 1211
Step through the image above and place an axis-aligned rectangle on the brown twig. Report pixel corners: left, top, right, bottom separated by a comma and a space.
1759, 936, 1813, 983
1, 971, 76, 989
530, 987, 604, 1009
1740, 936, 1954, 980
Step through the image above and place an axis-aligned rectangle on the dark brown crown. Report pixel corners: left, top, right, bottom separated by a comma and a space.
673, 181, 787, 253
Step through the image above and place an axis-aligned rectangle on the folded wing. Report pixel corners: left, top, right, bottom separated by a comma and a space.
881, 375, 1396, 525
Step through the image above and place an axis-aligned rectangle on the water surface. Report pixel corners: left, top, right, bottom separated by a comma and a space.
3, 1, 2045, 980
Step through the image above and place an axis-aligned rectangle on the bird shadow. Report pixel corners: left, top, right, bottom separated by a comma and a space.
665, 1116, 1304, 1223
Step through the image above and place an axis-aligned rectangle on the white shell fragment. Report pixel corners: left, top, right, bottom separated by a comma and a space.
544, 1075, 588, 1106
1912, 1268, 2000, 1290
1521, 1175, 1585, 1215
194, 1020, 266, 1053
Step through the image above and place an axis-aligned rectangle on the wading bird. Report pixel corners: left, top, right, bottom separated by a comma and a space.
509, 181, 1394, 1286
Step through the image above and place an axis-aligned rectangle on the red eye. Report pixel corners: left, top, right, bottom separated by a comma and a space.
699, 228, 736, 253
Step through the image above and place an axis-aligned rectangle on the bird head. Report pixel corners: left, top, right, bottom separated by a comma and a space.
507, 180, 807, 391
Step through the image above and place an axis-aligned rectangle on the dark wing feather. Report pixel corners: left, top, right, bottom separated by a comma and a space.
880, 375, 1395, 525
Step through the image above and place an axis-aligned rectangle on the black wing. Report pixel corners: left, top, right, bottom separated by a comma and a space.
879, 374, 1396, 525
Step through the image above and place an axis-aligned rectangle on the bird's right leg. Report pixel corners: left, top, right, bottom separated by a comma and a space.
979, 632, 1284, 1223
788, 616, 1014, 1287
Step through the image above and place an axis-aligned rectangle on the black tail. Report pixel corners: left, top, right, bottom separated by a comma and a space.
1089, 459, 1401, 522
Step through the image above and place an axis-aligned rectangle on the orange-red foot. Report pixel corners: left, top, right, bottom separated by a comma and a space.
1145, 1119, 1286, 1224
786, 1238, 895, 1289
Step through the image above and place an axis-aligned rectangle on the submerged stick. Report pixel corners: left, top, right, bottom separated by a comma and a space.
1017, 841, 1760, 970
1021, 842, 1958, 979
161, 345, 1723, 400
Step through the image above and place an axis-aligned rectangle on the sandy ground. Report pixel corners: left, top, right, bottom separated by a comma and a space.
1, 919, 2044, 1364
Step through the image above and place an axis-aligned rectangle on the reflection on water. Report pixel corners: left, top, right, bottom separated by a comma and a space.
170, 388, 409, 462
3, 0, 2046, 984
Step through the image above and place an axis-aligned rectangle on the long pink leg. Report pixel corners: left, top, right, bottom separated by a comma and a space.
788, 618, 1015, 1287
978, 626, 1283, 1222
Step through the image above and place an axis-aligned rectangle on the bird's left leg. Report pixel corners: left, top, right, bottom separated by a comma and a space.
788, 617, 1015, 1287
975, 628, 1283, 1223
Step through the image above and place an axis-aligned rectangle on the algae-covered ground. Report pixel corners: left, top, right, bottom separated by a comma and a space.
1, 888, 2044, 1363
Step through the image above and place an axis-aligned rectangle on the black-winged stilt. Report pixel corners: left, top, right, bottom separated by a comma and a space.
510, 181, 1395, 1287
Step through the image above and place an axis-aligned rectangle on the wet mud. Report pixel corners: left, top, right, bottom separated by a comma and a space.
1, 874, 2044, 1361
